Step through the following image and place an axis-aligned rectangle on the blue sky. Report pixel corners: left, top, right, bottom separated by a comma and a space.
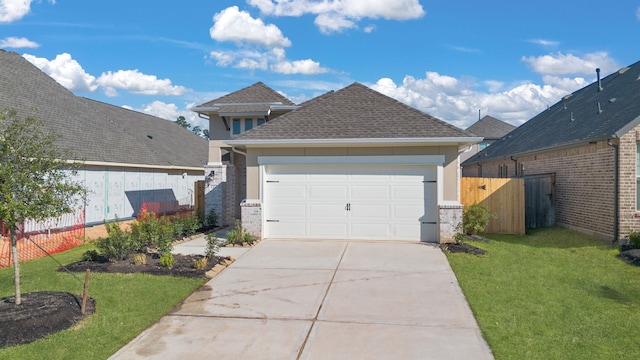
1, 0, 639, 131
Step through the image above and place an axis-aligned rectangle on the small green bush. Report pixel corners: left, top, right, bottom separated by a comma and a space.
226, 220, 247, 245
462, 203, 494, 236
629, 230, 640, 248
206, 208, 218, 228
133, 253, 147, 265
205, 233, 220, 258
82, 249, 100, 262
96, 220, 133, 261
159, 253, 174, 268
193, 257, 207, 270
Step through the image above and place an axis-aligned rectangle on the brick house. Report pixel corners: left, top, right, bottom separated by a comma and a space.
462, 62, 640, 241
194, 82, 481, 243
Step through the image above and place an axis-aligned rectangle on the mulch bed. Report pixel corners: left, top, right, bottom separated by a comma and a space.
1, 252, 226, 349
0, 291, 95, 348
440, 242, 488, 255
618, 248, 640, 266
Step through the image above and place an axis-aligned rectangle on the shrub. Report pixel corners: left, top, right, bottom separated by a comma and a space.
82, 249, 100, 262
462, 203, 494, 236
96, 220, 133, 261
193, 257, 207, 270
205, 233, 220, 258
133, 253, 147, 265
226, 220, 247, 245
183, 214, 202, 236
206, 208, 218, 229
159, 253, 174, 268
629, 230, 640, 248
243, 231, 254, 245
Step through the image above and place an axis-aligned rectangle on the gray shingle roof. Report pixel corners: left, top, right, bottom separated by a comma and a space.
195, 82, 295, 107
233, 82, 473, 140
463, 60, 640, 165
465, 115, 516, 139
0, 49, 207, 168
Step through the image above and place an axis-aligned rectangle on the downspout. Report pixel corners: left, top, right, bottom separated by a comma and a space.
231, 146, 247, 157
607, 138, 620, 242
511, 156, 518, 177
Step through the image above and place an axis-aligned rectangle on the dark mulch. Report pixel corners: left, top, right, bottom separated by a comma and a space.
618, 248, 640, 266
440, 242, 488, 255
1, 252, 225, 349
0, 291, 95, 348
62, 252, 226, 278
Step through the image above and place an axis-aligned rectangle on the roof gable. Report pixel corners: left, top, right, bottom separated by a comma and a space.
465, 115, 516, 139
233, 82, 473, 140
464, 60, 640, 164
195, 82, 295, 107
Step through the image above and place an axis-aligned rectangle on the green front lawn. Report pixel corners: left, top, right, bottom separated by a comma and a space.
0, 244, 205, 359
447, 227, 640, 360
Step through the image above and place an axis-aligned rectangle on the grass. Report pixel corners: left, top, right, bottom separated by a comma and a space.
0, 244, 206, 359
446, 226, 640, 360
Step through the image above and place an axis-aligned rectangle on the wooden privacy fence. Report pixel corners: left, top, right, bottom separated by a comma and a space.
194, 180, 205, 220
461, 177, 525, 234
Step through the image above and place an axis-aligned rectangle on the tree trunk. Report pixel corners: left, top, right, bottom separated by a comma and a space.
10, 228, 21, 305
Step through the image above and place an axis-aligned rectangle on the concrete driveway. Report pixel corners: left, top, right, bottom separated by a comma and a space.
110, 239, 493, 360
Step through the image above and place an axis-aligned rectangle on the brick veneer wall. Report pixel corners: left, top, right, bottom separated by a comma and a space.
618, 126, 640, 238
466, 140, 618, 239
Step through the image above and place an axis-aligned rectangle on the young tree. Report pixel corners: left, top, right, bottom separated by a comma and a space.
202, 128, 210, 140
191, 125, 202, 136
0, 109, 86, 305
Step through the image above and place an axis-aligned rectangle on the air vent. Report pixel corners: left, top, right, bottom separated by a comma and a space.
147, 135, 153, 139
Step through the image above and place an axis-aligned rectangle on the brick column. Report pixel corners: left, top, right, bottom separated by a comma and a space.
439, 205, 463, 243
240, 200, 262, 239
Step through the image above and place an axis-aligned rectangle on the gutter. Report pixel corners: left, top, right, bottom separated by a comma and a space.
607, 138, 620, 242
67, 160, 205, 172
225, 137, 483, 148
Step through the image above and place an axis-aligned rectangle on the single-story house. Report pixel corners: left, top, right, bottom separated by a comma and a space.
0, 49, 207, 227
462, 62, 640, 241
194, 82, 481, 243
460, 115, 516, 164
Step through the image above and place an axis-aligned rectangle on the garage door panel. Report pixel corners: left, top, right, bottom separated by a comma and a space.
308, 222, 348, 238
308, 204, 349, 219
349, 204, 390, 219
269, 204, 307, 218
350, 223, 391, 239
268, 222, 306, 238
268, 185, 307, 200
393, 205, 427, 221
350, 185, 390, 200
394, 224, 423, 241
308, 185, 348, 200
393, 185, 424, 201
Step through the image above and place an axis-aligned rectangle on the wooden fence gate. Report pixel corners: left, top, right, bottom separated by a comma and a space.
461, 177, 525, 234
194, 180, 205, 220
523, 173, 556, 228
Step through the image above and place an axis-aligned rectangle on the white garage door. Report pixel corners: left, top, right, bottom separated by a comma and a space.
264, 164, 438, 242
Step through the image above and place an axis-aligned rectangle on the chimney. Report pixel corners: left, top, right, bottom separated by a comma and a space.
596, 68, 603, 92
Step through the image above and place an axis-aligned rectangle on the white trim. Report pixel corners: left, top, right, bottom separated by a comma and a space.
70, 160, 204, 172
221, 111, 268, 117
258, 155, 445, 166
437, 165, 444, 205
439, 200, 462, 206
242, 199, 262, 205
227, 137, 482, 147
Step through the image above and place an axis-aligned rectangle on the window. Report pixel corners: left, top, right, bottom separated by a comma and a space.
257, 118, 265, 126
245, 119, 253, 131
232, 119, 241, 135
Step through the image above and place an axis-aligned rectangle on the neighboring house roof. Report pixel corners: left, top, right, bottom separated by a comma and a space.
463, 61, 640, 165
228, 82, 477, 144
192, 82, 297, 115
0, 49, 206, 169
465, 115, 516, 140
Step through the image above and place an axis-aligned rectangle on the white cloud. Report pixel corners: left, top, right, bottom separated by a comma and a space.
0, 0, 32, 22
522, 52, 619, 76
136, 100, 208, 130
637, 7, 640, 20
271, 59, 328, 74
209, 47, 330, 75
0, 36, 39, 48
210, 6, 291, 47
529, 39, 559, 47
22, 52, 98, 92
96, 69, 188, 97
248, 0, 424, 33
371, 68, 585, 129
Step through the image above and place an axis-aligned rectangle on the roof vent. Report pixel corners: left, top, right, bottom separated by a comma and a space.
147, 135, 153, 139
570, 112, 575, 122
596, 68, 603, 92
597, 102, 603, 114
609, 98, 617, 103
619, 67, 630, 74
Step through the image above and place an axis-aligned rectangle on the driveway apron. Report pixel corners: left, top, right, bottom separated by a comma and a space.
110, 239, 493, 360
